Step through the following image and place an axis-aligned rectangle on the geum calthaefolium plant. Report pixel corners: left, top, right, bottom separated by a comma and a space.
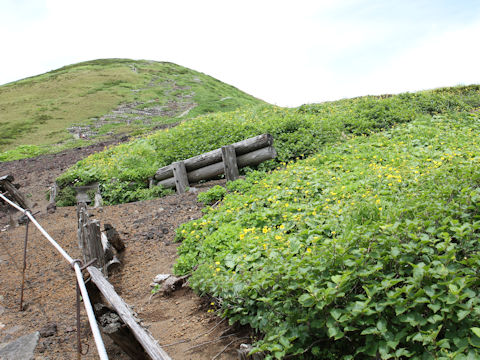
175, 112, 480, 359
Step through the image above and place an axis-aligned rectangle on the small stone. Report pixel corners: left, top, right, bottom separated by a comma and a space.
46, 202, 56, 214
39, 323, 57, 338
64, 326, 75, 333
153, 274, 171, 284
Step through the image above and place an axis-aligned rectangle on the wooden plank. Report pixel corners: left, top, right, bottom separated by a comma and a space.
0, 179, 32, 209
77, 204, 106, 272
221, 145, 239, 182
172, 161, 189, 194
87, 266, 171, 360
154, 134, 273, 181
86, 282, 150, 360
158, 146, 277, 189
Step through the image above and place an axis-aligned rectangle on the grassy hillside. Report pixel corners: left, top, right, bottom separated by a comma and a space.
0, 59, 263, 159
56, 85, 480, 205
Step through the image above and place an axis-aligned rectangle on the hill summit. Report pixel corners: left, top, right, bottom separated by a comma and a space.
0, 59, 263, 158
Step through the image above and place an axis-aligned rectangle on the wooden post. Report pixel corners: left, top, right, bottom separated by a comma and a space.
221, 145, 239, 182
87, 220, 106, 273
77, 203, 106, 273
172, 161, 189, 194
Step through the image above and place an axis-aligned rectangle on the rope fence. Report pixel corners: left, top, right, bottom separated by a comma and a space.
0, 192, 109, 360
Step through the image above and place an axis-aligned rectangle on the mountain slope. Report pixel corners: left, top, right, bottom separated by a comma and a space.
0, 59, 264, 157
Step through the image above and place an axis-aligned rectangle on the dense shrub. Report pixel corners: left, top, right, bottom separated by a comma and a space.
175, 112, 480, 359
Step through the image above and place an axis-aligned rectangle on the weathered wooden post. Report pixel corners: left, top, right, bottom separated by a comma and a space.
221, 145, 239, 182
172, 161, 189, 194
77, 203, 106, 273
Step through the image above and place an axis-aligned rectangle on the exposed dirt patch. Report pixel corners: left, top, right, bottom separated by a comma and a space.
0, 148, 251, 359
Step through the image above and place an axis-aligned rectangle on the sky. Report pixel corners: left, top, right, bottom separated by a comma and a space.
1, 0, 480, 107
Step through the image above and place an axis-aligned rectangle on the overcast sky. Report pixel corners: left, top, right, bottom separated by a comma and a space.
1, 0, 480, 106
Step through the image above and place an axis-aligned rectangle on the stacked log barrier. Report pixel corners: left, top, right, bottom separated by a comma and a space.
154, 134, 276, 192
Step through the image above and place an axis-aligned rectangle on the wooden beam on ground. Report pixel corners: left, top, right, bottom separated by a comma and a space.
172, 161, 189, 194
158, 146, 277, 189
0, 177, 32, 209
221, 145, 239, 182
87, 266, 171, 360
154, 134, 273, 181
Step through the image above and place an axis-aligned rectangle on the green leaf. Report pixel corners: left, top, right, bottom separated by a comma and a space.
471, 328, 480, 338
298, 293, 315, 307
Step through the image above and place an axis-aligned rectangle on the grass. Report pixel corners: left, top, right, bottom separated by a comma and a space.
0, 58, 263, 157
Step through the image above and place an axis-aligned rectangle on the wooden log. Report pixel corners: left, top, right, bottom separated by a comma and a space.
158, 146, 277, 189
86, 282, 150, 360
154, 134, 273, 181
172, 161, 189, 194
0, 178, 32, 209
0, 174, 14, 182
221, 145, 239, 182
87, 266, 171, 360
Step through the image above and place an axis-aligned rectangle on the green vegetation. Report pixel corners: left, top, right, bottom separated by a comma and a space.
197, 185, 227, 205
175, 111, 480, 359
0, 58, 262, 159
56, 85, 480, 205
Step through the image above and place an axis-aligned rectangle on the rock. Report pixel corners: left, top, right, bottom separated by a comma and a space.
38, 337, 56, 353
39, 323, 57, 337
153, 274, 171, 284
160, 275, 190, 296
105, 223, 125, 251
46, 202, 56, 214
0, 332, 40, 360
64, 326, 76, 333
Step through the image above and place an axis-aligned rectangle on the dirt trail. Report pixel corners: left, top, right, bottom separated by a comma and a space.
0, 147, 249, 359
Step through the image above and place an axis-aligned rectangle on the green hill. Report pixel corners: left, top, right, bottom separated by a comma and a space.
0, 59, 263, 160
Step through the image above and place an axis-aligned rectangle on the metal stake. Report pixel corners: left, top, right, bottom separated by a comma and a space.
20, 215, 30, 311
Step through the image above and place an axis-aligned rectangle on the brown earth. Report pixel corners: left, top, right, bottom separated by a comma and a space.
0, 145, 252, 359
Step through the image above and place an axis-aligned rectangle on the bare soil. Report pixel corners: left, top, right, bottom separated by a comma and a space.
0, 145, 251, 359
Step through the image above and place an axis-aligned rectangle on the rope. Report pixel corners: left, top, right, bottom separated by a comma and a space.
0, 193, 109, 360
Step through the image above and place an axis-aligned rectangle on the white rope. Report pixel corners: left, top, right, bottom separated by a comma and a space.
0, 193, 109, 360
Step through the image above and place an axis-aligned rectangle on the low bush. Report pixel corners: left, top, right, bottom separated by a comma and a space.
175, 112, 480, 359
197, 185, 227, 205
